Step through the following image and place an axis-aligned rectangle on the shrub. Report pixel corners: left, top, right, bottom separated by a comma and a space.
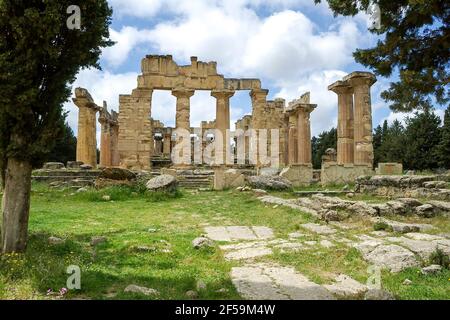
373, 222, 391, 231
429, 248, 449, 269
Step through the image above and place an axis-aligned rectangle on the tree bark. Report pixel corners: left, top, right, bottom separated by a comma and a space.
1, 157, 32, 253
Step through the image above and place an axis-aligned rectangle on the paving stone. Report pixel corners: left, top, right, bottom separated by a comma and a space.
353, 239, 384, 255
227, 226, 258, 241
275, 243, 304, 252
324, 275, 368, 299
252, 226, 275, 239
231, 263, 335, 300
289, 232, 306, 239
319, 240, 335, 248
387, 236, 449, 261
364, 244, 420, 273
301, 223, 337, 235
224, 247, 273, 260
204, 226, 275, 242
404, 233, 444, 241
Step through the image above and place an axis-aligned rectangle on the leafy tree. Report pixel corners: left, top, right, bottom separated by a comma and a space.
312, 128, 337, 169
47, 116, 77, 165
315, 0, 449, 112
437, 105, 450, 168
403, 110, 442, 170
0, 1, 113, 253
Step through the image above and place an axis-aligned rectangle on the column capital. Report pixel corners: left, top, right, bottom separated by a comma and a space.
211, 90, 235, 99
344, 72, 377, 88
172, 88, 195, 99
72, 88, 101, 111
328, 81, 353, 94
249, 88, 269, 99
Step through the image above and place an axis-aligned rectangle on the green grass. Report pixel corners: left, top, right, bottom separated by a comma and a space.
0, 182, 449, 300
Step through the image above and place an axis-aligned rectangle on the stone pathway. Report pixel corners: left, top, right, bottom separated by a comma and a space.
203, 218, 449, 299
231, 263, 335, 300
204, 226, 274, 242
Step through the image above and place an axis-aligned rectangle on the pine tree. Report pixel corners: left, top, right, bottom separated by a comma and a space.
312, 128, 337, 169
437, 106, 450, 168
403, 110, 442, 170
0, 1, 113, 253
47, 116, 77, 165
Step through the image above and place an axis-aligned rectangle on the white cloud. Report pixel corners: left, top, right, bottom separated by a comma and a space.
64, 69, 139, 141
70, 0, 382, 142
102, 26, 153, 67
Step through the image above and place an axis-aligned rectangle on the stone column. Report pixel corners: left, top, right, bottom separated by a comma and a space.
212, 90, 235, 165
99, 116, 112, 167
163, 132, 171, 156
345, 72, 376, 167
172, 89, 195, 131
250, 89, 269, 166
329, 81, 354, 165
297, 105, 316, 164
287, 113, 298, 165
110, 124, 119, 166
154, 136, 163, 155
73, 88, 100, 168
172, 89, 194, 165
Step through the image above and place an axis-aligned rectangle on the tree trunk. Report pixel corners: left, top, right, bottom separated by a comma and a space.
1, 157, 32, 253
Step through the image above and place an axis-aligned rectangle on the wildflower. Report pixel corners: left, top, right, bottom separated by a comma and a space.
47, 289, 53, 296
59, 288, 68, 296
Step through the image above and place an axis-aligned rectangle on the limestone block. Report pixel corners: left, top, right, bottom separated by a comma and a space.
280, 164, 313, 187
321, 164, 374, 186
376, 163, 403, 175
223, 169, 246, 189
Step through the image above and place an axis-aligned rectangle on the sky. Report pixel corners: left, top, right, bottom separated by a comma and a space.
65, 0, 445, 142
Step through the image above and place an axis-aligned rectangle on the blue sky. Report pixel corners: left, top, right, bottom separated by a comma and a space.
65, 0, 445, 140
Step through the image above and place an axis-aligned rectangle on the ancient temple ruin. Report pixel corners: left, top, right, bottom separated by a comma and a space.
72, 55, 377, 186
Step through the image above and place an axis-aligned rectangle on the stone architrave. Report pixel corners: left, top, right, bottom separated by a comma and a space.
73, 88, 101, 168
329, 81, 354, 165
344, 72, 376, 167
212, 90, 235, 165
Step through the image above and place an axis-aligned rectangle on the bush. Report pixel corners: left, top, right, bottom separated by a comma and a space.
373, 222, 391, 231
429, 248, 449, 269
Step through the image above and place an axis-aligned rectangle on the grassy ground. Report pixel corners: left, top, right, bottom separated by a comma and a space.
0, 183, 449, 300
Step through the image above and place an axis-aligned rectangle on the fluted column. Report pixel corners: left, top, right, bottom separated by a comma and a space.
329, 81, 354, 165
73, 88, 100, 168
346, 72, 376, 167
212, 90, 235, 165
297, 105, 315, 164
